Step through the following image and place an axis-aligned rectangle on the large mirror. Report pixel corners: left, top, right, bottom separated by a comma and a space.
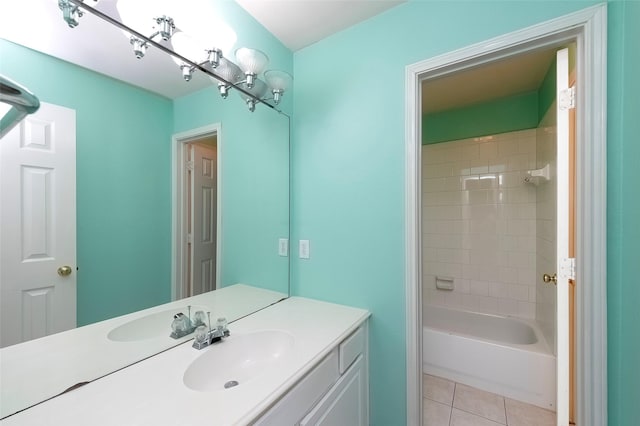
0, 0, 291, 418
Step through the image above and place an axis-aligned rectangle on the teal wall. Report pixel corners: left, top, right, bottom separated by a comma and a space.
291, 1, 639, 425
173, 89, 290, 294
538, 57, 557, 120
422, 91, 539, 144
607, 0, 640, 423
0, 40, 173, 326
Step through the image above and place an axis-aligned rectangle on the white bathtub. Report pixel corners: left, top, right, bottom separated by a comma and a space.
423, 304, 556, 410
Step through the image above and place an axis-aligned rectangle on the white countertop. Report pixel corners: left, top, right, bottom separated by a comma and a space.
1, 297, 369, 426
0, 284, 286, 419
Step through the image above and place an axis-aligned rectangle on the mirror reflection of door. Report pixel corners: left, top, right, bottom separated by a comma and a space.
186, 139, 217, 297
0, 102, 76, 348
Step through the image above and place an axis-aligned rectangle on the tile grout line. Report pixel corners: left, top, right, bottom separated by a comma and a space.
448, 382, 456, 426
424, 374, 556, 426
503, 394, 508, 425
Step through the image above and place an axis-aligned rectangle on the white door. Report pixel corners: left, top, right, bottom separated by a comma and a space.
190, 143, 216, 295
555, 47, 571, 426
0, 102, 76, 348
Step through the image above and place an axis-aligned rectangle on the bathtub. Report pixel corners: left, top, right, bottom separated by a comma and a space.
423, 304, 556, 410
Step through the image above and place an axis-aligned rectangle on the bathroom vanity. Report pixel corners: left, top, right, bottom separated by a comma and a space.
0, 297, 369, 425
0, 284, 287, 418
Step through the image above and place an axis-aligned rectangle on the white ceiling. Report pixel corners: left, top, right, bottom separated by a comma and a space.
235, 0, 406, 51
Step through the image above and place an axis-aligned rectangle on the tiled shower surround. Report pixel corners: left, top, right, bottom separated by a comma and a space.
422, 129, 538, 319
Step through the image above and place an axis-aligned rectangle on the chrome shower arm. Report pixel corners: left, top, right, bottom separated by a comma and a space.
0, 75, 40, 139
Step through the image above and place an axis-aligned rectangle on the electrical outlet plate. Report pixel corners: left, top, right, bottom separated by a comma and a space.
299, 240, 310, 259
278, 238, 288, 257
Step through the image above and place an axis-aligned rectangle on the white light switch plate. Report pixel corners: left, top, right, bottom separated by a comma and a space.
299, 240, 310, 259
278, 238, 289, 257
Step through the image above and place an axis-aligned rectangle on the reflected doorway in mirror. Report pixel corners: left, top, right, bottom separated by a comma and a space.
189, 141, 217, 296
172, 124, 222, 301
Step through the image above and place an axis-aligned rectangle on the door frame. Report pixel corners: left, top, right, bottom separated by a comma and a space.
404, 4, 607, 426
171, 123, 222, 301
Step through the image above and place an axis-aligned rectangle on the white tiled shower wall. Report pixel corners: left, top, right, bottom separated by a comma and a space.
422, 129, 538, 319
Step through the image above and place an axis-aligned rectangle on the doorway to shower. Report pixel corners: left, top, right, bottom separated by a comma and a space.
405, 5, 607, 426
420, 45, 573, 425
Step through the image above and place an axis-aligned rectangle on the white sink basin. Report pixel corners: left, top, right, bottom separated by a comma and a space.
107, 307, 206, 342
183, 330, 294, 392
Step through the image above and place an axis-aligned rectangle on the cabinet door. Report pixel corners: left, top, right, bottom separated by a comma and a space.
254, 349, 340, 426
301, 355, 366, 426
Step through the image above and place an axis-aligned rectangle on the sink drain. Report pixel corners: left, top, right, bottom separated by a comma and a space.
224, 380, 239, 389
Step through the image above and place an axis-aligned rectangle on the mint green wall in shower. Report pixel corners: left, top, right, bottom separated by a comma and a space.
422, 91, 539, 144
0, 40, 173, 326
291, 1, 639, 424
537, 58, 557, 120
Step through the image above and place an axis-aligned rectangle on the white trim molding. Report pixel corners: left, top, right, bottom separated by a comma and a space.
405, 4, 607, 426
171, 123, 222, 301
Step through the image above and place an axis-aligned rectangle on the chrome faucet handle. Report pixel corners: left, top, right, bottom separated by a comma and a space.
192, 314, 230, 350
170, 312, 193, 339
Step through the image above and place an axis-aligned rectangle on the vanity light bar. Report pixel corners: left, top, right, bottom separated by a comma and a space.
62, 0, 281, 112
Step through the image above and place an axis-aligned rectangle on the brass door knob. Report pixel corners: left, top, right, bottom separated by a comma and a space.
57, 266, 73, 277
543, 273, 557, 285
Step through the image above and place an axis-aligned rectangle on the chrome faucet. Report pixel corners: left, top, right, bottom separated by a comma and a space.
169, 306, 206, 339
192, 313, 230, 350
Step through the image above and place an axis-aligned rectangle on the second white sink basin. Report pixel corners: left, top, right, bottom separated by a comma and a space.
183, 330, 294, 392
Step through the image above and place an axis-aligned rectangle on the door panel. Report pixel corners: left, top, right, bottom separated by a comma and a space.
190, 143, 217, 296
1, 102, 76, 348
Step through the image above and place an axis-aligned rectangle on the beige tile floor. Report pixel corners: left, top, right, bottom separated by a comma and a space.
423, 374, 556, 426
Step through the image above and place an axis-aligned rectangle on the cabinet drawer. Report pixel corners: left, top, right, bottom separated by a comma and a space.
300, 355, 366, 426
339, 326, 364, 374
253, 348, 340, 425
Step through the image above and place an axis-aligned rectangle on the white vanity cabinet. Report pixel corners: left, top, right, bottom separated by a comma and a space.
254, 323, 368, 426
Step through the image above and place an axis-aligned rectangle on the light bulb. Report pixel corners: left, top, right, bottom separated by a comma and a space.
209, 57, 243, 85
264, 70, 293, 91
235, 48, 269, 88
264, 70, 293, 104
210, 57, 243, 99
170, 31, 206, 66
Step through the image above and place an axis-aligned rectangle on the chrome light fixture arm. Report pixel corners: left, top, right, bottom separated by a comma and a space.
128, 15, 175, 59
62, 0, 288, 113
58, 0, 84, 28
